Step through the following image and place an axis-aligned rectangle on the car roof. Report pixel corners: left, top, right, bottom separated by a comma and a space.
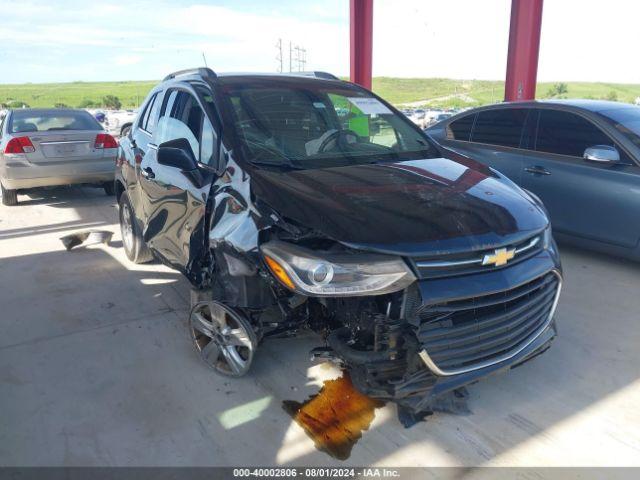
159, 68, 350, 92
539, 99, 634, 112
461, 99, 632, 114
9, 108, 90, 114
210, 73, 349, 89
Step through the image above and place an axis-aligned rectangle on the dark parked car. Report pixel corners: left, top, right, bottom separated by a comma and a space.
427, 100, 640, 260
0, 108, 117, 205
115, 68, 562, 419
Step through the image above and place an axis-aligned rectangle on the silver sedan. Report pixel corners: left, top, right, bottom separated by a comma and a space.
0, 108, 117, 206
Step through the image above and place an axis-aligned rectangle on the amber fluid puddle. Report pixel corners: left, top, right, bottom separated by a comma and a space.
283, 372, 385, 460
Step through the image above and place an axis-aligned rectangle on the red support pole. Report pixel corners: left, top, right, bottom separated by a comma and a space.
504, 0, 544, 101
350, 0, 373, 89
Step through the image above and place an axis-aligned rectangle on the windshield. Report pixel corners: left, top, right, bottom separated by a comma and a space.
598, 107, 640, 149
219, 79, 439, 169
9, 110, 102, 134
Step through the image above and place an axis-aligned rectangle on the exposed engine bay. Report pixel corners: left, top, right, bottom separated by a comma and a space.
189, 209, 560, 422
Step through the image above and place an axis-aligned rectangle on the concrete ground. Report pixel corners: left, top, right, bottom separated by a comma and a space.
0, 186, 639, 468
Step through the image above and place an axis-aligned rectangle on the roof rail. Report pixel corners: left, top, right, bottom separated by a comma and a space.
295, 71, 340, 81
163, 67, 217, 82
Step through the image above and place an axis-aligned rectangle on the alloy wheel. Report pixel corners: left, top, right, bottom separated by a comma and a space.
120, 202, 134, 255
190, 301, 257, 377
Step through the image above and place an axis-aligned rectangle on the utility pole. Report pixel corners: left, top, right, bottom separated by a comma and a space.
282, 40, 308, 72
275, 39, 283, 72
293, 46, 307, 71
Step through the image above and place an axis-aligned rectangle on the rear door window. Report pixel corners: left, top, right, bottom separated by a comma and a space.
471, 108, 528, 148
139, 93, 158, 133
145, 94, 162, 134
535, 109, 613, 157
446, 113, 475, 141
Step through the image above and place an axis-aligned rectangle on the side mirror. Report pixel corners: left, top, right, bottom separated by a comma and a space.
157, 138, 198, 171
583, 145, 620, 164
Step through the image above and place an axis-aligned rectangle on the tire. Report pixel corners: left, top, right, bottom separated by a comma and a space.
118, 193, 154, 264
1, 182, 18, 206
103, 181, 115, 196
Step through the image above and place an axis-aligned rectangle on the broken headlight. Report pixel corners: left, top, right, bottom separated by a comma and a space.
260, 240, 416, 297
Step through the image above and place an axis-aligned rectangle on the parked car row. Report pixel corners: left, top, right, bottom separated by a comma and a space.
88, 109, 137, 138
400, 108, 459, 129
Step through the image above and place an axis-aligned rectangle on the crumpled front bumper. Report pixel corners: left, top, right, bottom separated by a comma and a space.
351, 247, 562, 413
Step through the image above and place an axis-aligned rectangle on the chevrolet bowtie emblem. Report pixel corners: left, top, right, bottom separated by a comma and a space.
482, 247, 516, 267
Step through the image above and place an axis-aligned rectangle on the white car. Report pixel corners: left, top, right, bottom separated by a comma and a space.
105, 110, 138, 137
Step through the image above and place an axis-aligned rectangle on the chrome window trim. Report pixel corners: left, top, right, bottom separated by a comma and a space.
444, 104, 636, 165
418, 269, 562, 376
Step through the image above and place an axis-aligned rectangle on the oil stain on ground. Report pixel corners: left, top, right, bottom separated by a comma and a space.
283, 372, 385, 460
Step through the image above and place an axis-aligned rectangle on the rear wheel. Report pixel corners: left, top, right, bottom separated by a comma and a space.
1, 182, 18, 206
103, 182, 115, 196
118, 193, 153, 263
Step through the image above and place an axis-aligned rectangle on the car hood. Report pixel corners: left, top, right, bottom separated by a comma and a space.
250, 157, 548, 256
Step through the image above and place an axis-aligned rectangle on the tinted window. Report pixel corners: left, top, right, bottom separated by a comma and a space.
9, 110, 101, 133
536, 109, 613, 157
200, 118, 216, 166
220, 81, 438, 169
471, 109, 528, 148
598, 107, 640, 150
194, 85, 219, 167
145, 93, 162, 134
161, 90, 178, 118
156, 91, 203, 160
139, 93, 158, 132
447, 114, 475, 140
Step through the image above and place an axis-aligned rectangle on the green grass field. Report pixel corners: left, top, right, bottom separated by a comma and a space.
1, 78, 639, 109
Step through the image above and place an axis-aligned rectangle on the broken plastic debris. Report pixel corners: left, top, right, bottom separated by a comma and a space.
60, 230, 113, 251
397, 387, 471, 428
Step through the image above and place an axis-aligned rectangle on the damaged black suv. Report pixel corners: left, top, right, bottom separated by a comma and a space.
115, 68, 562, 418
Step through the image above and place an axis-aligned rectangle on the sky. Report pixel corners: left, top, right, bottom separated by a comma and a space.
0, 0, 637, 84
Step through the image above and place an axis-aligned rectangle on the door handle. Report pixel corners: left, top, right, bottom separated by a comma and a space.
524, 166, 551, 176
141, 167, 155, 179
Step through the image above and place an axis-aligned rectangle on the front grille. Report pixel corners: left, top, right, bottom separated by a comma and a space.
415, 272, 560, 373
411, 233, 543, 279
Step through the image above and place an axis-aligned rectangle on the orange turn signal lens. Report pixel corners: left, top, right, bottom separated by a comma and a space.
264, 255, 296, 290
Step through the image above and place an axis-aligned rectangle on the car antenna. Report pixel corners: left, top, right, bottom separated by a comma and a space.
202, 52, 208, 67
